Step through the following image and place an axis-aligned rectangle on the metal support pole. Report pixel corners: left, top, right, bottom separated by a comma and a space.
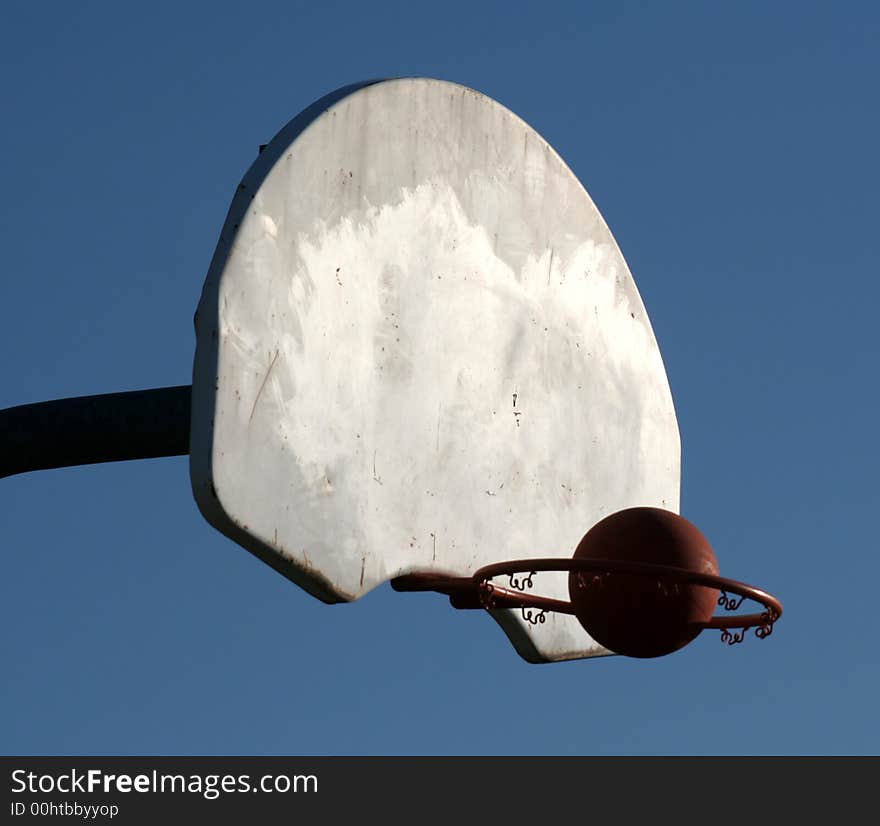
0, 385, 191, 479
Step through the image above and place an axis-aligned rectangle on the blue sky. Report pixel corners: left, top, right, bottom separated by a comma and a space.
1, 1, 877, 755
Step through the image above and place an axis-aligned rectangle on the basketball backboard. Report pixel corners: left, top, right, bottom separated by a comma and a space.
189, 78, 680, 663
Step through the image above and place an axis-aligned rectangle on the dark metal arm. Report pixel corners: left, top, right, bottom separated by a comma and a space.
0, 385, 191, 479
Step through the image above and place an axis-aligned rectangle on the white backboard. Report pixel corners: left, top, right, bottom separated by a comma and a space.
190, 78, 680, 662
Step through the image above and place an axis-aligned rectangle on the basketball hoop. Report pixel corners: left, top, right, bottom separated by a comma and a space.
392, 558, 782, 650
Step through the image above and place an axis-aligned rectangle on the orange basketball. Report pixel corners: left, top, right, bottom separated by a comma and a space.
568, 508, 719, 658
